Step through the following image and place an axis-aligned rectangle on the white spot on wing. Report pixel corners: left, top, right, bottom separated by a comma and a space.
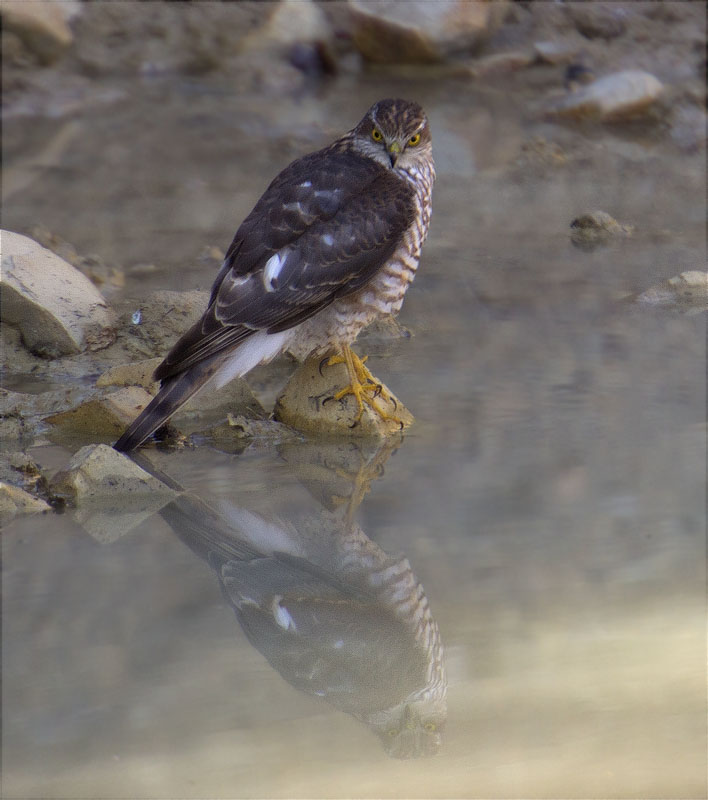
272, 596, 296, 631
300, 180, 312, 188
321, 233, 334, 246
263, 251, 287, 292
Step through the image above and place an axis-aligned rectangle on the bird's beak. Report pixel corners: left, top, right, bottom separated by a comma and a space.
387, 141, 401, 167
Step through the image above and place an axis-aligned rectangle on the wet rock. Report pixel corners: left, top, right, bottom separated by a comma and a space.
72, 2, 263, 77
96, 356, 266, 433
206, 413, 301, 454
242, 0, 333, 55
97, 359, 162, 394
0, 451, 50, 498
632, 271, 708, 314
669, 104, 708, 153
566, 3, 627, 40
45, 387, 154, 438
0, 385, 88, 444
29, 225, 125, 295
0, 0, 81, 64
0, 482, 51, 525
118, 290, 208, 360
533, 40, 582, 66
348, 0, 508, 64
50, 443, 177, 505
546, 70, 664, 121
274, 355, 414, 437
1, 231, 117, 358
570, 211, 634, 250
467, 50, 534, 79
175, 379, 267, 430
517, 136, 568, 169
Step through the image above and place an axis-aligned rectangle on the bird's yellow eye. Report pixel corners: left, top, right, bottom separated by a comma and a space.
387, 728, 398, 737
424, 722, 437, 732
371, 128, 383, 142
408, 133, 421, 146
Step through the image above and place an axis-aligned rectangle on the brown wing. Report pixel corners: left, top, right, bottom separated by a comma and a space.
155, 148, 415, 381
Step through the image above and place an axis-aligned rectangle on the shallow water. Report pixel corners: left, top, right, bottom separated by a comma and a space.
2, 71, 706, 797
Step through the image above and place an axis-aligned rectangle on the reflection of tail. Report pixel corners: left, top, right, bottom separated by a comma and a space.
113, 360, 220, 452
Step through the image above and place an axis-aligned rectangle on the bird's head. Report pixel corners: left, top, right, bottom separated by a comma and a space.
361, 694, 447, 759
352, 98, 432, 171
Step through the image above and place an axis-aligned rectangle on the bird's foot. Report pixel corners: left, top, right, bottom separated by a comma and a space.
323, 347, 402, 428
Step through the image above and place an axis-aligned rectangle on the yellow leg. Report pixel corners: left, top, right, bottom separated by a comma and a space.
324, 345, 401, 425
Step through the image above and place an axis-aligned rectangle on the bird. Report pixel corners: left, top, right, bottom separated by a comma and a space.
150, 440, 447, 758
114, 98, 434, 452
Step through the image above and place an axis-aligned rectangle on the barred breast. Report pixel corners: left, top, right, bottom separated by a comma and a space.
289, 160, 435, 360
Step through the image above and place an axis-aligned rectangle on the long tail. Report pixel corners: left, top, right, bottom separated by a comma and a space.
113, 359, 222, 452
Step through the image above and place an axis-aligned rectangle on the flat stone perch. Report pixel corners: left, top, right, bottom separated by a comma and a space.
273, 355, 414, 437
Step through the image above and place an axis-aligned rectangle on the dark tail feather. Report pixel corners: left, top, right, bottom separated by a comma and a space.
113, 360, 221, 452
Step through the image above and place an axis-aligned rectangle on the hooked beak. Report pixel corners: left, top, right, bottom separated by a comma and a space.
387, 141, 401, 167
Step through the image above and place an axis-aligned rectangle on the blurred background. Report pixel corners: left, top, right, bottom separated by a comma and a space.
2, 2, 706, 798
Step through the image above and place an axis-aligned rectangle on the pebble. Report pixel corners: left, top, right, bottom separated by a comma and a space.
546, 70, 664, 121
570, 210, 634, 250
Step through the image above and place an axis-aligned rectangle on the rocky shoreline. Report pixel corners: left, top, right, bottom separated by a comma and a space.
1, 0, 706, 523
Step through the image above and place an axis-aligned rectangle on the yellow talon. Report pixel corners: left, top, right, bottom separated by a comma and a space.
326, 346, 402, 426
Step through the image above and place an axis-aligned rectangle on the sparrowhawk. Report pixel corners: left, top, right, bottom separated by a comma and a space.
155, 440, 447, 758
114, 98, 434, 452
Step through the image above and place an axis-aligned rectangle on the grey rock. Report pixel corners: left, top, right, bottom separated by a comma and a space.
50, 443, 177, 505
566, 3, 627, 40
118, 290, 209, 360
0, 0, 81, 64
546, 70, 664, 121
570, 210, 634, 250
274, 355, 413, 437
633, 271, 708, 313
45, 387, 155, 438
97, 358, 162, 394
0, 481, 51, 525
348, 0, 508, 64
0, 385, 89, 444
533, 40, 582, 66
1, 231, 116, 357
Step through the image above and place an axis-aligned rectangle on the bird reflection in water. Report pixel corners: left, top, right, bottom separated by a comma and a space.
150, 440, 447, 759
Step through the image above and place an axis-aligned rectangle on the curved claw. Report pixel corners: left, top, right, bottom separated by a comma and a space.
318, 356, 331, 377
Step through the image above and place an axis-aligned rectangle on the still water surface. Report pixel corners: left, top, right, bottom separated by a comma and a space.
2, 73, 706, 797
